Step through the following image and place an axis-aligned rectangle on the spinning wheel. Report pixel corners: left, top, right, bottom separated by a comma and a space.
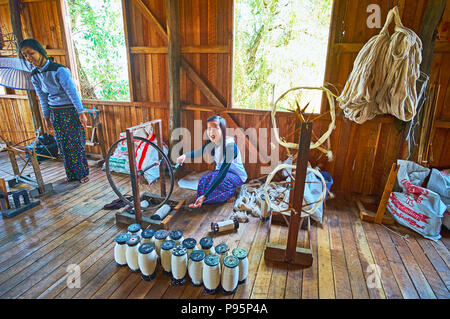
105, 119, 184, 229
270, 86, 337, 161
263, 86, 338, 266
105, 135, 175, 211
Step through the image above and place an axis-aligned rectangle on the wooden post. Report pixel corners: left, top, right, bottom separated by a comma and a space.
154, 120, 166, 197
126, 129, 142, 224
0, 178, 10, 210
285, 122, 312, 262
165, 0, 181, 151
406, 0, 447, 160
374, 163, 399, 224
8, 0, 43, 133
29, 149, 45, 194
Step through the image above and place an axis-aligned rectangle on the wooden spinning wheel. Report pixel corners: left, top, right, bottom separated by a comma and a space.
270, 86, 337, 162
263, 86, 337, 266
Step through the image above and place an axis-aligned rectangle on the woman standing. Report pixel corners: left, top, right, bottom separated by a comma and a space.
19, 38, 89, 183
176, 115, 247, 208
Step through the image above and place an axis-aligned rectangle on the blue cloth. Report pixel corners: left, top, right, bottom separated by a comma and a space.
30, 60, 85, 119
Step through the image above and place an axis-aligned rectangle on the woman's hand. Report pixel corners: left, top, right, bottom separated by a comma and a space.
79, 113, 88, 131
176, 154, 186, 166
189, 195, 205, 208
44, 118, 54, 134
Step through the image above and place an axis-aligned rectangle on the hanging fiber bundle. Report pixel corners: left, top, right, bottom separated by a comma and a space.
337, 7, 424, 124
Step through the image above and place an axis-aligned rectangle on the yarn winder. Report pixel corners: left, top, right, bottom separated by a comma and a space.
105, 119, 185, 230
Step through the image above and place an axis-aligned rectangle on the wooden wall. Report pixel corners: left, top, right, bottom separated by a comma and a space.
0, 0, 449, 196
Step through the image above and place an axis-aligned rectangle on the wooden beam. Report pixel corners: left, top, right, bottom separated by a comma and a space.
132, 0, 266, 164
0, 49, 66, 56
130, 45, 230, 54
56, 0, 80, 91
134, 0, 168, 45
121, 0, 135, 102
408, 0, 447, 160
165, 0, 181, 149
8, 0, 43, 133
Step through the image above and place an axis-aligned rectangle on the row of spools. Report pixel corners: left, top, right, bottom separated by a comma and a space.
114, 224, 249, 295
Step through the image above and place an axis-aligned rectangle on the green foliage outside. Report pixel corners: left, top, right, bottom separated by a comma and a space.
67, 0, 130, 101
233, 0, 332, 112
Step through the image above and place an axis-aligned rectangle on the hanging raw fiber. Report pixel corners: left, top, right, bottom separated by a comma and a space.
337, 6, 425, 124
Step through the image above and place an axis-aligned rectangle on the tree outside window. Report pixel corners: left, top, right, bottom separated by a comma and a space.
66, 0, 130, 101
233, 0, 332, 112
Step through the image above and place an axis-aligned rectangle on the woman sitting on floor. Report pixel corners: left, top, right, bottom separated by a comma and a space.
176, 115, 247, 208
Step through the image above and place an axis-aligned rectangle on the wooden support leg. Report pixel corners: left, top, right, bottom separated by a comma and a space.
30, 150, 45, 195
374, 163, 400, 224
359, 162, 398, 225
154, 120, 166, 197
0, 178, 9, 210
264, 122, 313, 266
126, 129, 142, 224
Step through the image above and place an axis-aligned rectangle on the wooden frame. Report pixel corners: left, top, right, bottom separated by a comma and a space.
264, 122, 313, 266
358, 162, 398, 225
114, 119, 185, 230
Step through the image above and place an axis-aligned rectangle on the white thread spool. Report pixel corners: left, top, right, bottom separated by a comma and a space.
125, 235, 140, 271
202, 254, 221, 294
214, 243, 230, 265
127, 223, 142, 237
160, 239, 175, 276
140, 228, 155, 244
138, 243, 157, 281
150, 204, 172, 220
232, 248, 249, 284
188, 250, 205, 287
182, 238, 198, 259
169, 230, 184, 247
171, 245, 188, 285
114, 233, 131, 266
221, 255, 239, 295
211, 217, 239, 234
199, 237, 214, 256
154, 229, 168, 256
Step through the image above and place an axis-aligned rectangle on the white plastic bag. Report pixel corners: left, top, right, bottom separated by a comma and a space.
386, 160, 446, 241
303, 170, 324, 223
105, 125, 166, 184
427, 169, 450, 230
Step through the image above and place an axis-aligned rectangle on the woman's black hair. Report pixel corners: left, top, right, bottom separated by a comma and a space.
17, 38, 53, 68
207, 115, 227, 160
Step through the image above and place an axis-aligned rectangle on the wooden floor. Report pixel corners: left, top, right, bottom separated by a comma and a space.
0, 152, 449, 299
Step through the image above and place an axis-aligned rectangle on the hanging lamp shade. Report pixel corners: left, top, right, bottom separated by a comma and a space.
0, 57, 35, 91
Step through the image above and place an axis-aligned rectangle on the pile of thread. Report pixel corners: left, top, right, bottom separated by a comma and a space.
113, 223, 249, 295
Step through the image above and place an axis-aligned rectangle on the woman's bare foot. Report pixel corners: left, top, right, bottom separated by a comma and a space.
80, 176, 89, 184
226, 196, 236, 203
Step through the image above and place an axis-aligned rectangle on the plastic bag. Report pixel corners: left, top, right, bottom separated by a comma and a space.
386, 160, 446, 241
105, 125, 167, 184
427, 169, 450, 230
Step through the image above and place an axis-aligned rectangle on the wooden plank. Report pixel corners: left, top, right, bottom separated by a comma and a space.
349, 204, 387, 299
388, 232, 436, 299
0, 212, 116, 298
300, 217, 318, 299
406, 238, 450, 299
328, 210, 352, 299
374, 224, 420, 298
360, 216, 403, 299
317, 214, 335, 299
337, 203, 370, 299
166, 0, 181, 148
18, 222, 120, 298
